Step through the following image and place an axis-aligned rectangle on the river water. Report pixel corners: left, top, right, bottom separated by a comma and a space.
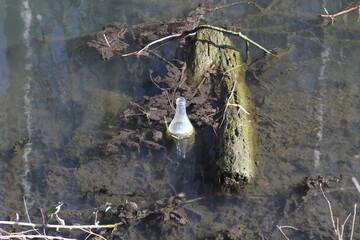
0, 0, 359, 239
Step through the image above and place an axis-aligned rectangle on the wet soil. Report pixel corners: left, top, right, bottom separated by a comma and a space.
84, 2, 288, 239
87, 1, 278, 160
82, 1, 360, 240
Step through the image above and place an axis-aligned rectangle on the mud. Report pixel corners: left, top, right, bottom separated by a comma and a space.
83, 1, 360, 240
87, 1, 230, 157
100, 59, 224, 156
85, 2, 277, 239
90, 15, 274, 159
87, 1, 214, 60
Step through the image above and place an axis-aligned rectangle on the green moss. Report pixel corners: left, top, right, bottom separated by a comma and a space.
188, 28, 257, 192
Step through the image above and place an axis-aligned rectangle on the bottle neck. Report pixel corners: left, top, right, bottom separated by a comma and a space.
175, 97, 187, 117
176, 103, 187, 116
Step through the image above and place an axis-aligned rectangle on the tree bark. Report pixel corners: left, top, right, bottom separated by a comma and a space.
188, 28, 258, 192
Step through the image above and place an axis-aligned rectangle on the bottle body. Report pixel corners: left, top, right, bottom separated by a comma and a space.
169, 97, 194, 139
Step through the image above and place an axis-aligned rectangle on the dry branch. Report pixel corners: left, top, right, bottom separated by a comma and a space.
0, 220, 123, 230
277, 225, 300, 240
102, 25, 274, 57
320, 4, 360, 24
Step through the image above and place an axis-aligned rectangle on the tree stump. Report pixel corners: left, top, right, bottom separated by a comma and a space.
188, 28, 258, 192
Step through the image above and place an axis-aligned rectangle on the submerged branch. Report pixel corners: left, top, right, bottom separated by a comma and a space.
320, 4, 360, 23
186, 25, 274, 55
103, 24, 274, 57
0, 220, 123, 230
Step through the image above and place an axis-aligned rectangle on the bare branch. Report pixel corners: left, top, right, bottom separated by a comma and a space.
320, 183, 338, 236
350, 204, 357, 240
320, 4, 360, 21
352, 177, 360, 193
277, 225, 300, 240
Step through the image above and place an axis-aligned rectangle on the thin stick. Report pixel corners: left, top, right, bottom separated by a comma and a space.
219, 75, 250, 127
350, 204, 357, 240
0, 228, 37, 235
352, 177, 360, 193
122, 33, 182, 57
320, 5, 360, 19
137, 33, 182, 55
220, 80, 236, 127
340, 213, 352, 239
103, 34, 111, 48
0, 220, 122, 230
209, 1, 248, 11
188, 25, 274, 55
81, 228, 107, 240
0, 233, 76, 240
227, 103, 250, 115
104, 25, 274, 57
320, 183, 337, 235
277, 225, 300, 240
23, 196, 42, 236
40, 208, 46, 236
23, 197, 32, 224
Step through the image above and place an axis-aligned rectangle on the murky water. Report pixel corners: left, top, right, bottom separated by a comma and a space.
0, 0, 359, 239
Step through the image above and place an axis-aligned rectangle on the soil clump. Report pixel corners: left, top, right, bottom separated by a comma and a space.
88, 2, 238, 157
86, 1, 274, 238
88, 1, 272, 160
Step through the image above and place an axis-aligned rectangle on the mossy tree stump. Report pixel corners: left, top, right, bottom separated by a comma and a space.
188, 28, 257, 192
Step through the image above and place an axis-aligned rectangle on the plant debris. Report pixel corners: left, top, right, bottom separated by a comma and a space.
87, 2, 214, 60
303, 175, 342, 189
114, 192, 187, 225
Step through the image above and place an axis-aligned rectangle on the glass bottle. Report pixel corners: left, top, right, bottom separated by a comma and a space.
169, 97, 194, 139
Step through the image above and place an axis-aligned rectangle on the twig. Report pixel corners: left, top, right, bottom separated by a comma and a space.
105, 32, 185, 57
0, 232, 76, 240
320, 4, 360, 20
350, 204, 357, 240
129, 101, 150, 123
40, 208, 46, 236
81, 228, 107, 240
23, 196, 42, 236
227, 103, 250, 115
248, 1, 266, 14
220, 79, 236, 127
340, 213, 352, 239
352, 177, 360, 193
208, 1, 248, 12
103, 34, 111, 49
187, 25, 275, 55
323, 8, 335, 24
23, 197, 32, 224
120, 33, 182, 57
219, 77, 250, 127
320, 183, 337, 235
0, 220, 122, 229
0, 229, 38, 236
104, 24, 274, 57
277, 225, 300, 240
136, 33, 182, 55
182, 196, 205, 204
